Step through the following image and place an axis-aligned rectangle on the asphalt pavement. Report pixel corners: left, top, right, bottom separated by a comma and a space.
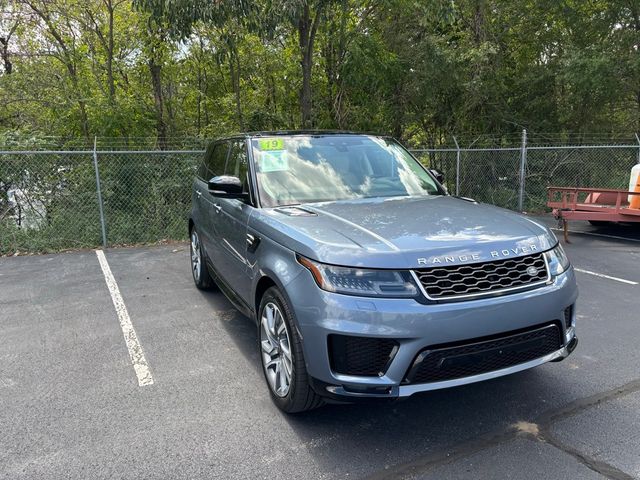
1, 217, 639, 479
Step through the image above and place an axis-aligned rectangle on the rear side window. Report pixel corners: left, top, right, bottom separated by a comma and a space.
203, 142, 229, 179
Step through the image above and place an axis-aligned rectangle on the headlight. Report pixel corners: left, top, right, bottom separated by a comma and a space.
297, 255, 419, 298
544, 244, 570, 276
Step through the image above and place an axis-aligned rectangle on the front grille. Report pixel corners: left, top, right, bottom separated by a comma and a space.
404, 323, 562, 384
329, 335, 398, 376
414, 253, 548, 301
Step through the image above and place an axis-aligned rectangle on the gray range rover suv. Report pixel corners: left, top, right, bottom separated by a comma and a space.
189, 132, 578, 413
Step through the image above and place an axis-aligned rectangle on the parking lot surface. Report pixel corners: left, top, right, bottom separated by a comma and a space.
1, 219, 639, 479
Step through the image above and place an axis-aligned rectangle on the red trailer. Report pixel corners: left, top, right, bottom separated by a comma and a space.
547, 187, 640, 242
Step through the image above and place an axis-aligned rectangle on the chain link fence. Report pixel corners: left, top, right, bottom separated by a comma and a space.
2, 136, 639, 255
413, 137, 640, 212
97, 151, 201, 246
0, 149, 201, 255
0, 151, 101, 254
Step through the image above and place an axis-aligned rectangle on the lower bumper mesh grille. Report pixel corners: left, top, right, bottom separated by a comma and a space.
329, 335, 398, 376
404, 323, 562, 384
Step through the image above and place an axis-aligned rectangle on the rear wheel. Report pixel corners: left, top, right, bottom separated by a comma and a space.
258, 287, 324, 413
190, 227, 213, 290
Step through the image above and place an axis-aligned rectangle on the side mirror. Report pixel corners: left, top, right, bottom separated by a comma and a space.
208, 175, 248, 199
429, 168, 445, 184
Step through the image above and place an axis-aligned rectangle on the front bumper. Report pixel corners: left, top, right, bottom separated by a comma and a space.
322, 336, 577, 399
286, 267, 579, 400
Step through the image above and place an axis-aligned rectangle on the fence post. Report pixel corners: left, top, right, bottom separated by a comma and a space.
92, 136, 107, 248
518, 129, 527, 212
635, 133, 640, 164
453, 135, 460, 196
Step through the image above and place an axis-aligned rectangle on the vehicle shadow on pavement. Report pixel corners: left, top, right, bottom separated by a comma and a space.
196, 288, 263, 375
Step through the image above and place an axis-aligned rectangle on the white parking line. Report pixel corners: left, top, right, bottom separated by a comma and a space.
573, 268, 638, 286
96, 250, 154, 386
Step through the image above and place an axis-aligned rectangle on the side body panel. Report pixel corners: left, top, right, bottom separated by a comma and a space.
216, 199, 253, 303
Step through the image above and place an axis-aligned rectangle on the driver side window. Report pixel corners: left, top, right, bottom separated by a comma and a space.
226, 140, 249, 190
204, 142, 229, 179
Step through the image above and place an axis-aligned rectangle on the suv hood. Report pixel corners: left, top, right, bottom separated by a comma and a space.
254, 196, 556, 269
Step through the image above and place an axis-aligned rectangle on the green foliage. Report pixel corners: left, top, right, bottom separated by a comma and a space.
1, 0, 638, 141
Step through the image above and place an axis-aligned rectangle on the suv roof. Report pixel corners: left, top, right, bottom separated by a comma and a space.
222, 130, 388, 139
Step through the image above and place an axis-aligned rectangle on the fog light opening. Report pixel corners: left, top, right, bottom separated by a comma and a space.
563, 305, 574, 329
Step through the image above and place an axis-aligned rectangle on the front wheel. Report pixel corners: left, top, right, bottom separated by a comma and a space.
258, 287, 324, 413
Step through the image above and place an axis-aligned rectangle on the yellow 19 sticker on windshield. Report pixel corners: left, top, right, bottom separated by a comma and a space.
258, 138, 285, 151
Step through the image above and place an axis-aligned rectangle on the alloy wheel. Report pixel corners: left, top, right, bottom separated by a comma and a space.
190, 230, 201, 282
260, 302, 293, 397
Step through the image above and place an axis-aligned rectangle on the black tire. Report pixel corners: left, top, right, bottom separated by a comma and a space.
190, 227, 214, 290
258, 286, 324, 413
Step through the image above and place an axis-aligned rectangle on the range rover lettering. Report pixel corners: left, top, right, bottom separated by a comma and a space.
189, 132, 578, 413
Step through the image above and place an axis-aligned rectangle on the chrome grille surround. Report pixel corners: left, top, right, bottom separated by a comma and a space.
413, 253, 550, 302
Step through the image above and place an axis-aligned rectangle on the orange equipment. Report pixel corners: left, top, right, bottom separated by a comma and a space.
547, 187, 640, 242
630, 168, 640, 209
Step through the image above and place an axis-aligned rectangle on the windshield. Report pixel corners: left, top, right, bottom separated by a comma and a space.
250, 135, 442, 207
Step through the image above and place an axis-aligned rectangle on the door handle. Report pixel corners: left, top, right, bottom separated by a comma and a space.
214, 204, 222, 213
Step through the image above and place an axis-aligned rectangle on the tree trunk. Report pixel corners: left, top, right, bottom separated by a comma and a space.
297, 2, 323, 128
197, 61, 202, 135
202, 45, 210, 127
0, 15, 19, 75
228, 44, 244, 130
323, 2, 348, 128
78, 97, 90, 140
84, 1, 116, 103
391, 85, 404, 139
149, 58, 167, 149
196, 37, 204, 134
63, 61, 90, 139
637, 90, 640, 133
298, 5, 312, 128
472, 0, 485, 45
0, 37, 12, 74
106, 0, 115, 104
